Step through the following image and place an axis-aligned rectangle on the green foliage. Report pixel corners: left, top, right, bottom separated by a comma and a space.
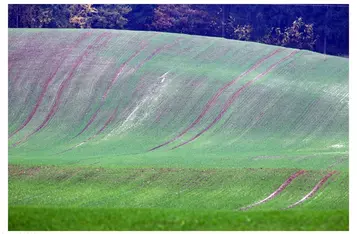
91, 4, 132, 29
126, 5, 156, 30
8, 4, 348, 55
68, 4, 98, 28
9, 4, 132, 30
151, 5, 212, 35
260, 17, 318, 50
8, 5, 54, 28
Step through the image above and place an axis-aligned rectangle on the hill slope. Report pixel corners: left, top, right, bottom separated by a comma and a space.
8, 29, 348, 170
8, 29, 349, 230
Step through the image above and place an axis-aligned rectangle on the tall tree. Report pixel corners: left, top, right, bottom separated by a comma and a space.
151, 5, 213, 35
8, 4, 349, 55
126, 4, 156, 30
8, 4, 54, 28
91, 4, 132, 29
68, 4, 98, 28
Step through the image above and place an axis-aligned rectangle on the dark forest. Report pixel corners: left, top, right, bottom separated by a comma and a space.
8, 4, 349, 56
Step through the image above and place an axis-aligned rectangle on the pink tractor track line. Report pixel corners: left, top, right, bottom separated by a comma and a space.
130, 37, 183, 99
73, 35, 179, 139
8, 32, 42, 73
67, 33, 114, 126
148, 48, 283, 152
284, 171, 338, 209
240, 170, 306, 210
73, 41, 151, 139
9, 32, 92, 139
57, 105, 120, 155
170, 50, 299, 150
93, 105, 119, 137
12, 33, 109, 147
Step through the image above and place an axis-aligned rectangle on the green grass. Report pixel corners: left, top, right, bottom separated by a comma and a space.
8, 29, 349, 230
9, 165, 348, 211
9, 206, 348, 231
8, 29, 348, 169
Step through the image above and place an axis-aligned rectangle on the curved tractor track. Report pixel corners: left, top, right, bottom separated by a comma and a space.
240, 170, 305, 210
8, 29, 348, 180
148, 48, 283, 152
12, 33, 111, 147
171, 50, 299, 150
284, 171, 338, 209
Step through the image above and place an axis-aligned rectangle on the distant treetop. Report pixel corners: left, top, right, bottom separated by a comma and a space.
8, 4, 349, 56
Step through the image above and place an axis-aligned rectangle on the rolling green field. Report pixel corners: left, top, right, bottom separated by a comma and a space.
8, 29, 348, 230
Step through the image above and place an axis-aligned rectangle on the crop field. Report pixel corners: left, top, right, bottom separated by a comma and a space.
8, 29, 348, 230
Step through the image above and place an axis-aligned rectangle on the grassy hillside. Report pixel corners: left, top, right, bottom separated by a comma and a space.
8, 29, 348, 230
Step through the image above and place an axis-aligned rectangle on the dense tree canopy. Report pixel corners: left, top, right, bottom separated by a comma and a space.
8, 4, 349, 56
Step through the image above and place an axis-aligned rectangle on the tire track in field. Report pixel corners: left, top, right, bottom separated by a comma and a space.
9, 34, 50, 116
10, 46, 70, 132
57, 105, 120, 154
12, 33, 109, 147
284, 171, 337, 209
73, 42, 148, 138
120, 37, 220, 134
86, 37, 183, 141
58, 34, 176, 153
129, 37, 183, 99
9, 32, 92, 139
144, 41, 254, 136
171, 50, 299, 150
73, 33, 160, 139
8, 32, 41, 73
148, 48, 283, 152
239, 170, 305, 210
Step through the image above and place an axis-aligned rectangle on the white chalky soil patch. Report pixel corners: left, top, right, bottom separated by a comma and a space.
103, 71, 172, 140
331, 144, 344, 149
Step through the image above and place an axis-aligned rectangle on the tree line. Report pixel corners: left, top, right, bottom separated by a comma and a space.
8, 4, 349, 56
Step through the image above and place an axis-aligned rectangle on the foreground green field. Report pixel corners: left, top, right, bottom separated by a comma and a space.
9, 165, 348, 230
9, 165, 348, 211
9, 207, 348, 231
8, 29, 348, 230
